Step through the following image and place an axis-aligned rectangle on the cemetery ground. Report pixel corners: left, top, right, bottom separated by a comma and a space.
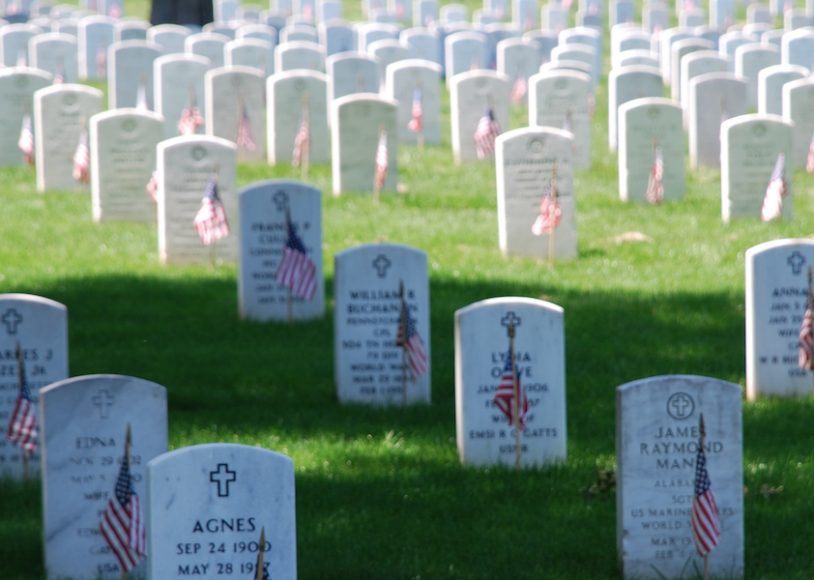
2, 2, 814, 579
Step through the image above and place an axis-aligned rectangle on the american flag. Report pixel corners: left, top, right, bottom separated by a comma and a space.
146, 171, 158, 203
16, 50, 26, 67
96, 47, 106, 79
806, 131, 814, 174
5, 345, 37, 454
510, 76, 527, 104
236, 105, 256, 152
292, 106, 310, 167
407, 88, 423, 134
800, 268, 814, 370
691, 422, 721, 557
193, 177, 230, 245
72, 128, 90, 184
374, 128, 388, 191
53, 68, 64, 85
177, 94, 204, 136
760, 153, 787, 222
645, 143, 664, 205
474, 108, 500, 160
493, 348, 529, 431
99, 431, 146, 574
274, 212, 317, 300
531, 170, 561, 236
395, 284, 428, 380
18, 113, 34, 166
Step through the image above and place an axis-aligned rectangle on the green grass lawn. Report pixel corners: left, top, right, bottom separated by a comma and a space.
1, 1, 814, 579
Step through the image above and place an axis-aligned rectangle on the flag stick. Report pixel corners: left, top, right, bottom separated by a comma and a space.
255, 527, 266, 580
121, 424, 132, 580
16, 343, 29, 481
300, 95, 310, 181
699, 413, 708, 580
507, 320, 522, 470
548, 162, 558, 265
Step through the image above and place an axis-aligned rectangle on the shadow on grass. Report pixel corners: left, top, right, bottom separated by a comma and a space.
2, 272, 810, 578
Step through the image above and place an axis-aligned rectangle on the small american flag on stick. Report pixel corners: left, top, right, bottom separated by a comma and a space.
760, 153, 787, 222
177, 91, 204, 136
96, 47, 106, 79
691, 414, 721, 558
292, 101, 310, 168
645, 142, 664, 205
493, 346, 529, 431
5, 343, 38, 454
72, 127, 90, 184
395, 281, 428, 380
18, 113, 34, 166
806, 131, 814, 174
193, 175, 230, 245
99, 425, 146, 575
800, 266, 814, 370
531, 163, 561, 236
275, 210, 317, 301
474, 107, 500, 160
236, 101, 256, 152
510, 75, 527, 104
374, 127, 388, 192
146, 171, 158, 203
407, 88, 423, 134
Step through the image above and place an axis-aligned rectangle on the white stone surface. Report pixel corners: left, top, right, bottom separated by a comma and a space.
40, 375, 167, 580
0, 294, 67, 480
745, 239, 814, 399
758, 64, 808, 116
445, 30, 488, 83
0, 68, 51, 166
327, 52, 380, 103
147, 23, 191, 55
781, 26, 814, 70
156, 136, 238, 265
330, 94, 398, 194
782, 77, 814, 169
78, 15, 114, 81
34, 84, 103, 192
275, 40, 326, 73
238, 180, 324, 321
616, 375, 744, 579
496, 127, 577, 260
679, 51, 728, 116
455, 297, 566, 467
669, 38, 713, 101
721, 114, 793, 222
185, 32, 230, 69
90, 108, 164, 222
268, 70, 329, 165
224, 38, 274, 77
334, 243, 430, 405
154, 53, 210, 138
618, 98, 685, 203
734, 43, 781, 108
30, 33, 79, 83
0, 23, 42, 67
147, 444, 296, 580
205, 66, 266, 163
608, 65, 663, 151
108, 40, 162, 110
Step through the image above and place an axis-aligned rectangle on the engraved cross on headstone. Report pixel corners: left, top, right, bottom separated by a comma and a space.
272, 190, 289, 212
788, 251, 806, 275
1, 309, 23, 335
500, 311, 521, 330
668, 393, 694, 420
210, 463, 237, 497
92, 389, 114, 419
373, 254, 391, 278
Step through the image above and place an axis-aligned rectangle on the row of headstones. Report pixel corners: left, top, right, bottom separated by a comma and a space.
11, 285, 809, 578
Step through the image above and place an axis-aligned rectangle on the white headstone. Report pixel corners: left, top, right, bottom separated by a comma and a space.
91, 109, 164, 223
679, 50, 728, 116
154, 53, 210, 138
238, 180, 324, 321
108, 40, 162, 110
782, 77, 814, 169
0, 23, 42, 67
147, 23, 191, 55
224, 38, 274, 77
721, 114, 793, 222
0, 68, 51, 167
608, 65, 663, 151
34, 84, 103, 192
384, 59, 442, 145
29, 32, 79, 83
147, 444, 296, 580
327, 52, 380, 103
618, 98, 685, 203
0, 294, 67, 480
688, 72, 747, 169
781, 27, 814, 70
78, 15, 114, 81
496, 127, 577, 260
758, 64, 808, 115
205, 66, 266, 163
267, 70, 329, 165
444, 30, 488, 82
156, 136, 238, 265
330, 94, 398, 194
40, 375, 167, 580
745, 239, 814, 399
275, 39, 326, 72
734, 43, 781, 108
616, 375, 744, 579
455, 297, 566, 467
334, 243, 430, 405
669, 38, 714, 101
185, 32, 229, 69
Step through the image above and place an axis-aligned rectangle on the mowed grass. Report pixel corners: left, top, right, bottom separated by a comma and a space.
2, 2, 814, 579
